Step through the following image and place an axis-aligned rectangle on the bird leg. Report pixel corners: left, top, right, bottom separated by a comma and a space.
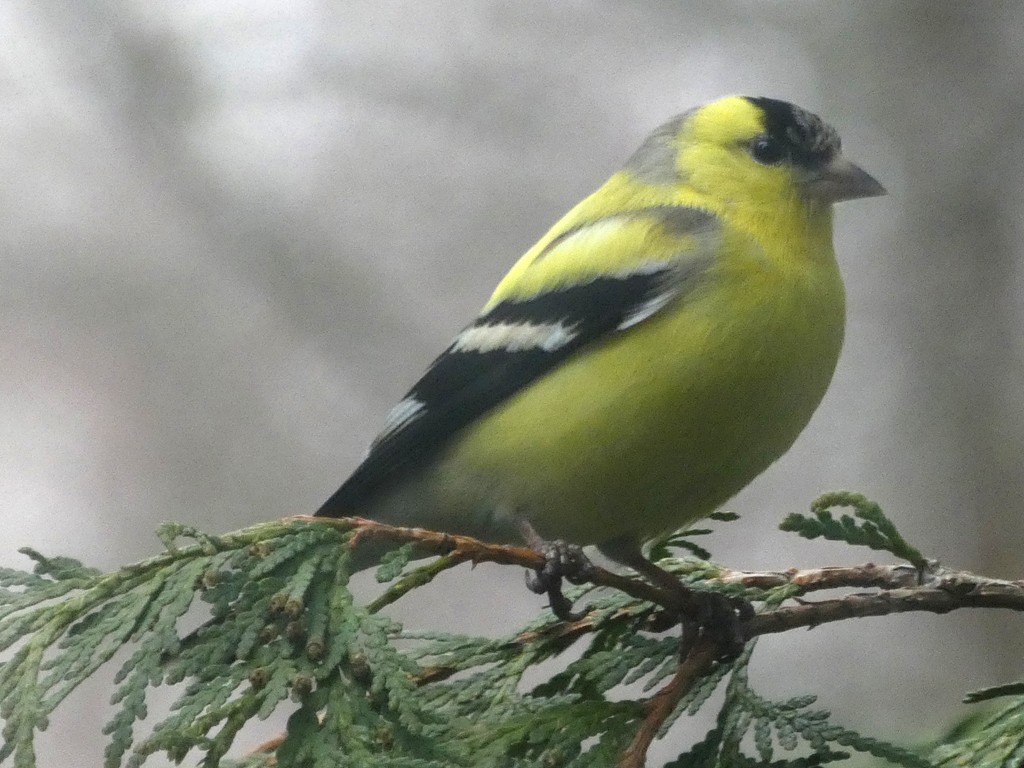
598, 537, 752, 659
517, 524, 751, 655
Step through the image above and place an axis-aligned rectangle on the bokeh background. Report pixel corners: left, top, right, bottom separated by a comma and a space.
2, 2, 1023, 765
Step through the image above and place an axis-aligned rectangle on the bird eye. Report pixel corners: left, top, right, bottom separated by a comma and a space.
750, 136, 785, 165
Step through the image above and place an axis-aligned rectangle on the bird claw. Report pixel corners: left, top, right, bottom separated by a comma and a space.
679, 591, 752, 660
524, 540, 594, 621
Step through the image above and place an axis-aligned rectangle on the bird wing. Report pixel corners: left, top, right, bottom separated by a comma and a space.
316, 205, 720, 515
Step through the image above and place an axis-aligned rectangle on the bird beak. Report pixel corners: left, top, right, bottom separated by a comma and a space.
803, 156, 887, 203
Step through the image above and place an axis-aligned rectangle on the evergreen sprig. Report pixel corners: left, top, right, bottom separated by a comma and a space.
964, 682, 1024, 703
780, 491, 928, 570
664, 645, 930, 768
0, 519, 355, 767
647, 510, 740, 563
931, 695, 1024, 768
0, 495, 1019, 766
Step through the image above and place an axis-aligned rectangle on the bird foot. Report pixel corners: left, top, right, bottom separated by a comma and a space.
598, 540, 752, 659
524, 540, 595, 621
679, 590, 753, 660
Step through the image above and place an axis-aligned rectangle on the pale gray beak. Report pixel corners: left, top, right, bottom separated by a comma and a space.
803, 156, 886, 203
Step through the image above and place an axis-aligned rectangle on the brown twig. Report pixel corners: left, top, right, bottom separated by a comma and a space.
748, 576, 1024, 637
719, 562, 924, 591
303, 516, 1024, 624
617, 636, 720, 768
298, 515, 676, 611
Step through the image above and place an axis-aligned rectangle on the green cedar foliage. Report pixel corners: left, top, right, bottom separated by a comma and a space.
928, 689, 1024, 767
0, 494, 1010, 767
780, 491, 927, 570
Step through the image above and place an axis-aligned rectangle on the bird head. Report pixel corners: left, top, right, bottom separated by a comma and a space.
626, 95, 885, 213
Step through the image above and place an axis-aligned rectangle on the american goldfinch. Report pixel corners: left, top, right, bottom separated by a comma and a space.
316, 96, 884, 592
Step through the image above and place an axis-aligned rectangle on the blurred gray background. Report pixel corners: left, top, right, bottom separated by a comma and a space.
2, 1, 1023, 765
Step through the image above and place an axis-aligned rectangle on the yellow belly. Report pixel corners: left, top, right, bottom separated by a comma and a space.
435, 249, 845, 546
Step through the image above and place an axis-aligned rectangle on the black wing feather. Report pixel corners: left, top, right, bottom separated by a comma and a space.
317, 272, 673, 515
316, 207, 717, 516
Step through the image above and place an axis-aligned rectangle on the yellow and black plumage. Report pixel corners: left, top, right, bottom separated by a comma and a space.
316, 95, 884, 579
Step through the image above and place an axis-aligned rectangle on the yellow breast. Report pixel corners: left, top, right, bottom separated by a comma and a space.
442, 224, 844, 545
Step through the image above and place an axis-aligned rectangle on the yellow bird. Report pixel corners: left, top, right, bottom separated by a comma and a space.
316, 96, 884, 601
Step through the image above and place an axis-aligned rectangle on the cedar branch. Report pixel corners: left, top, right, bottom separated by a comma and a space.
291, 516, 1024, 766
